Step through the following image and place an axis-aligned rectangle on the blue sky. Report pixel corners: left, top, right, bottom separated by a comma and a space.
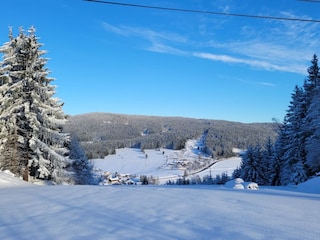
1, 0, 320, 123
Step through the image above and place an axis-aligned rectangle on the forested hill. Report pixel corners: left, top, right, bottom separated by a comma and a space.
64, 112, 278, 159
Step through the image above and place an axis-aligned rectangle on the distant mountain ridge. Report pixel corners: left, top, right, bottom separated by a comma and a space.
64, 112, 278, 159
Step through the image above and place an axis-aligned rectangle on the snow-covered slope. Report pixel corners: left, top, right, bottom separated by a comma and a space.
0, 174, 319, 240
93, 139, 242, 184
0, 170, 33, 188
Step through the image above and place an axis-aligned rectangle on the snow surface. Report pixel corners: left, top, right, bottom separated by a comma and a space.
0, 170, 320, 240
1, 141, 319, 239
0, 170, 33, 188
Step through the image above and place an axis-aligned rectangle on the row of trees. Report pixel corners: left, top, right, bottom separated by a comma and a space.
166, 172, 231, 185
0, 27, 95, 184
237, 55, 320, 185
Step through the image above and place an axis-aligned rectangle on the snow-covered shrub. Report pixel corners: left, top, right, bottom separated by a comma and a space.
233, 178, 244, 189
235, 178, 244, 184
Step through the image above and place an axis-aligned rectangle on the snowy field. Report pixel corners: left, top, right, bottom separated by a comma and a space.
93, 141, 242, 184
0, 170, 319, 240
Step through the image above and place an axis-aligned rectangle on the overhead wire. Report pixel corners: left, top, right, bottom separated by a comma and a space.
297, 0, 320, 2
84, 0, 320, 23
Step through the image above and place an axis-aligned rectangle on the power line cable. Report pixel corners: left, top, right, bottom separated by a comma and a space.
84, 0, 320, 23
297, 0, 320, 2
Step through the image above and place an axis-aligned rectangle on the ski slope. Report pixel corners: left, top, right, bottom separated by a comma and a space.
0, 170, 319, 240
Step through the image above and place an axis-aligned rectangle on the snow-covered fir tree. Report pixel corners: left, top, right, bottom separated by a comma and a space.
239, 145, 267, 185
262, 137, 274, 185
290, 161, 308, 185
305, 92, 320, 175
69, 135, 96, 185
304, 55, 320, 176
269, 130, 285, 186
280, 85, 308, 185
0, 27, 71, 183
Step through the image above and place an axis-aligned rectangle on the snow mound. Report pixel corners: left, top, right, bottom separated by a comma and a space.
232, 178, 245, 189
233, 183, 245, 189
225, 179, 259, 190
225, 177, 320, 194
297, 177, 320, 194
247, 182, 259, 190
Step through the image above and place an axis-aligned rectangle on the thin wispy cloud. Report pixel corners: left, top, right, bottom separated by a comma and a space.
102, 22, 129, 36
102, 6, 320, 76
241, 79, 277, 87
258, 81, 276, 87
204, 40, 309, 74
147, 42, 187, 55
217, 75, 277, 87
201, 10, 320, 75
193, 52, 305, 74
102, 21, 188, 55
